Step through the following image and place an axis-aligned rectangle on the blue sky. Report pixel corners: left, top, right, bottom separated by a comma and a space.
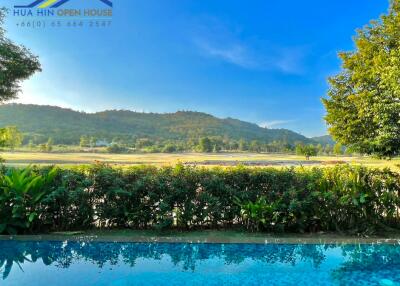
3, 0, 389, 137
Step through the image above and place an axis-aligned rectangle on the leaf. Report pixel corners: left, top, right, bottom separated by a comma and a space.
3, 260, 13, 280
28, 212, 36, 223
32, 191, 46, 204
6, 226, 17, 235
0, 224, 6, 234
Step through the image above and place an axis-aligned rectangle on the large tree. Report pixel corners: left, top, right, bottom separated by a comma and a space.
198, 137, 212, 153
323, 0, 400, 158
0, 126, 23, 149
0, 8, 41, 102
295, 143, 317, 160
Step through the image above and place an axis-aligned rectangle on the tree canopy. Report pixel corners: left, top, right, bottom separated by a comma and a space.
0, 104, 315, 146
0, 8, 41, 102
323, 0, 400, 158
0, 126, 23, 149
295, 143, 317, 160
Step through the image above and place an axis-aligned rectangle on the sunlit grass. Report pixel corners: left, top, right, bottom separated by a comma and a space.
1, 151, 399, 170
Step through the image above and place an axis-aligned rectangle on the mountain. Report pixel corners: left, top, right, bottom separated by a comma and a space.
311, 135, 335, 146
0, 104, 314, 145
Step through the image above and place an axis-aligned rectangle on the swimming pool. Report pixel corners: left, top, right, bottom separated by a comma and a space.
0, 240, 399, 285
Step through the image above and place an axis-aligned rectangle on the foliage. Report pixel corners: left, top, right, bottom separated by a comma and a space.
38, 143, 47, 152
318, 165, 400, 233
0, 126, 23, 149
312, 135, 335, 146
162, 144, 177, 153
0, 164, 398, 234
0, 104, 314, 148
0, 167, 58, 234
295, 143, 318, 160
45, 137, 53, 152
80, 135, 97, 148
79, 135, 90, 147
198, 137, 213, 152
0, 157, 4, 173
0, 105, 339, 154
333, 142, 343, 156
0, 9, 41, 102
323, 0, 400, 158
106, 143, 129, 153
235, 196, 280, 231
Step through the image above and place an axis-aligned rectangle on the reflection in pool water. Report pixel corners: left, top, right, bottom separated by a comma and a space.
0, 241, 399, 285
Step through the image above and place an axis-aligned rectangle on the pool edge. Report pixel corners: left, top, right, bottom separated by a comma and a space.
1, 233, 400, 245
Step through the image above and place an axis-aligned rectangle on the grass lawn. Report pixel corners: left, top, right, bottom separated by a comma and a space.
1, 151, 399, 170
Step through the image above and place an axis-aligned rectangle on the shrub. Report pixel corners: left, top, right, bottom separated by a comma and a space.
162, 144, 177, 153
106, 144, 129, 154
0, 167, 58, 234
0, 164, 399, 234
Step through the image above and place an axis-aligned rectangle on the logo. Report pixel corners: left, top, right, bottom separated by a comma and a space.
12, 0, 114, 28
15, 0, 113, 8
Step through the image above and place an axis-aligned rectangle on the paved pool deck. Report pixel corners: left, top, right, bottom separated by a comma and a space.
1, 230, 400, 244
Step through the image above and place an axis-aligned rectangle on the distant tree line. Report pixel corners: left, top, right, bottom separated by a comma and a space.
0, 128, 352, 156
76, 134, 347, 156
96, 135, 321, 154
295, 142, 345, 159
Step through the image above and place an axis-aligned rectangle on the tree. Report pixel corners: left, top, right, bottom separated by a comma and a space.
89, 136, 97, 148
239, 139, 248, 151
296, 144, 317, 160
323, 1, 400, 158
198, 137, 212, 153
333, 143, 343, 156
79, 135, 89, 147
46, 137, 53, 152
213, 144, 221, 153
344, 146, 355, 156
39, 143, 47, 152
162, 144, 177, 153
0, 126, 23, 149
250, 140, 262, 153
0, 9, 41, 102
107, 143, 128, 154
135, 138, 153, 149
324, 144, 333, 155
228, 141, 239, 150
28, 139, 35, 150
0, 128, 4, 147
80, 135, 89, 147
316, 144, 324, 155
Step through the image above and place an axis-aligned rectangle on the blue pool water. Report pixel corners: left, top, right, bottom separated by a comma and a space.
0, 241, 399, 285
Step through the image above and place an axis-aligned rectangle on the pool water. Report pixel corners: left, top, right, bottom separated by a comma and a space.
0, 241, 399, 286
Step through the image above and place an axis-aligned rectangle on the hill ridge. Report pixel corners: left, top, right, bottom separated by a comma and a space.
0, 103, 316, 145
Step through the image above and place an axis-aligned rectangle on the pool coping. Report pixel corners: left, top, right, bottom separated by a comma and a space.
1, 232, 400, 245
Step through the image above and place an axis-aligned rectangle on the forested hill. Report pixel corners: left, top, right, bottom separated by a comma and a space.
311, 135, 335, 146
0, 104, 314, 145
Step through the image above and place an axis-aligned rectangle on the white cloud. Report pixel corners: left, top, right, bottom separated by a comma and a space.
194, 38, 256, 69
273, 47, 307, 75
259, 120, 295, 128
192, 18, 307, 74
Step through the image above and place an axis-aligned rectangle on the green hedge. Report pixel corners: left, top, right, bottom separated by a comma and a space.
1, 164, 400, 234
